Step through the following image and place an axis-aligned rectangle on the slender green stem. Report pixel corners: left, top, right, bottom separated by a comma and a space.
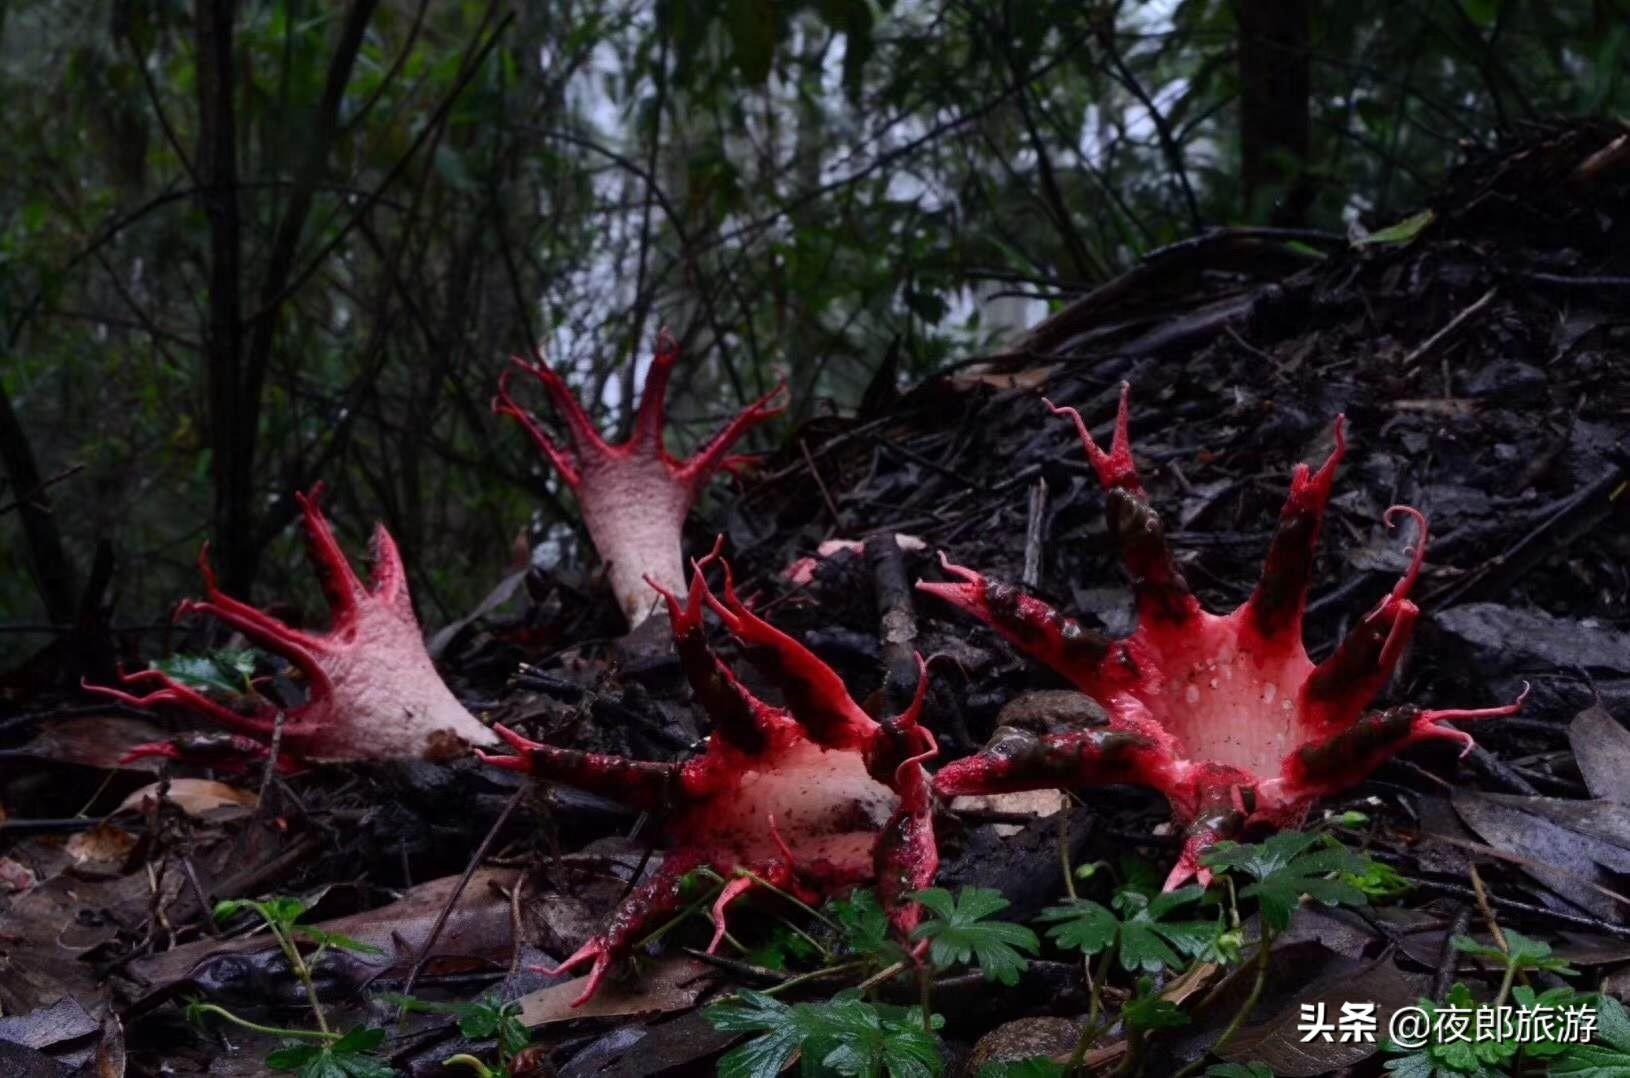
189, 1002, 340, 1043
264, 925, 330, 1036
918, 961, 934, 1033
1494, 954, 1519, 1009
1086, 948, 1112, 1031
1066, 948, 1116, 1072
1109, 1027, 1144, 1078
709, 959, 869, 1006
770, 960, 868, 995
1060, 812, 1077, 900
1171, 928, 1275, 1078
772, 912, 832, 963
737, 869, 840, 933
633, 875, 725, 951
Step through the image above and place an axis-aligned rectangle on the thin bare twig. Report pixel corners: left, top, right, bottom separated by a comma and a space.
401, 785, 526, 998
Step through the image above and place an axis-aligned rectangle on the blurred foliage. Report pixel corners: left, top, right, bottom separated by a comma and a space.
1, 0, 1626, 649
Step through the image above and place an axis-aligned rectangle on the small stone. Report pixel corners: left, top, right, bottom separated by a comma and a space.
997, 690, 1109, 734
961, 1017, 1080, 1076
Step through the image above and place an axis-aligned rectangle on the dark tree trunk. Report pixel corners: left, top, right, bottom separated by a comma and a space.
193, 0, 378, 594
1237, 0, 1311, 224
0, 379, 78, 625
193, 0, 251, 593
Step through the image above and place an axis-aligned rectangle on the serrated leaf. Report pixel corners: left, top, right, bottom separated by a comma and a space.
266, 1028, 393, 1078
1553, 996, 1630, 1075
830, 888, 901, 962
911, 887, 1038, 985
1452, 930, 1577, 976
711, 990, 944, 1078
1044, 885, 1216, 973
1036, 899, 1118, 956
1205, 833, 1371, 932
718, 1025, 803, 1078
707, 989, 794, 1034
265, 1043, 322, 1070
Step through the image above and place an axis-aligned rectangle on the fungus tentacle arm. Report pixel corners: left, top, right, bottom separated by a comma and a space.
1274, 685, 1531, 805
920, 385, 1524, 888
915, 555, 1124, 695
541, 847, 712, 1007
86, 488, 495, 766
480, 550, 940, 1005
494, 331, 786, 626
1046, 387, 1201, 626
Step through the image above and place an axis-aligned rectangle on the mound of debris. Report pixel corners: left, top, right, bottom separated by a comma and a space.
2, 119, 1626, 1077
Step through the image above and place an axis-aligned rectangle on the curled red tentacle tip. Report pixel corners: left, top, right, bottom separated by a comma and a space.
1418, 680, 1532, 729
894, 726, 939, 789
1383, 505, 1430, 599
930, 551, 981, 584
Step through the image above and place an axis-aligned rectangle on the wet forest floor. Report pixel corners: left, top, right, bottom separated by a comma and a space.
2, 119, 1629, 1077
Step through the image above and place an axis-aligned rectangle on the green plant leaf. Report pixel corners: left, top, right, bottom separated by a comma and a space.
383, 993, 527, 1057
707, 990, 944, 1078
1203, 833, 1370, 932
978, 1060, 1067, 1078
265, 1043, 322, 1070
1553, 995, 1630, 1075
1452, 930, 1577, 976
1354, 209, 1436, 247
1038, 886, 1218, 973
1035, 899, 1118, 956
294, 925, 385, 957
830, 888, 903, 964
1119, 887, 1219, 971
910, 887, 1039, 986
151, 647, 259, 699
217, 896, 311, 931
813, 996, 942, 1078
707, 991, 805, 1078
1344, 857, 1412, 899
266, 1027, 392, 1077
1122, 976, 1189, 1032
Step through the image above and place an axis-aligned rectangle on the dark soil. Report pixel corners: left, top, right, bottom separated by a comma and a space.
3, 118, 1629, 1077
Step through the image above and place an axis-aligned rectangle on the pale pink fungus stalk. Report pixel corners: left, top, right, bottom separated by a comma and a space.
493, 331, 786, 627
921, 384, 1527, 888
87, 488, 496, 768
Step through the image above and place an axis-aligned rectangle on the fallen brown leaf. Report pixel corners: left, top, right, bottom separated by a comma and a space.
116, 779, 258, 820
